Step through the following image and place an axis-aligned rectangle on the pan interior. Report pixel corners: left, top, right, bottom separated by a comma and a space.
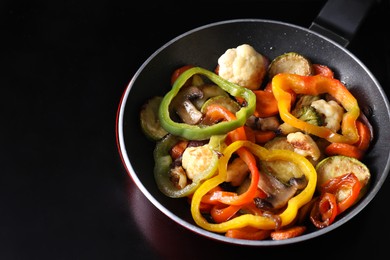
118, 19, 390, 246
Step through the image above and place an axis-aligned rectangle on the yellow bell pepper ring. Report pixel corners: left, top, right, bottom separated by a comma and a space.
272, 73, 360, 144
190, 140, 317, 233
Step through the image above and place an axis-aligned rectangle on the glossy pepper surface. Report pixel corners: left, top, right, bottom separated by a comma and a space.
158, 67, 256, 140
272, 73, 360, 144
190, 140, 317, 233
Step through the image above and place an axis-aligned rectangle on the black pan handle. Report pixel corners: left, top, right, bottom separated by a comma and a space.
309, 0, 378, 47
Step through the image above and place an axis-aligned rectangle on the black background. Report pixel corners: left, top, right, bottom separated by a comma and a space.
1, 0, 389, 259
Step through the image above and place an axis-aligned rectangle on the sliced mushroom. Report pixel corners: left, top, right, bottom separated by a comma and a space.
193, 84, 229, 110
246, 115, 280, 131
169, 165, 188, 190
257, 171, 308, 210
171, 85, 204, 125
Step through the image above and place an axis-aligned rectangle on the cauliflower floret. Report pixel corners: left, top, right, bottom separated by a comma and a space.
287, 132, 321, 161
181, 145, 215, 180
217, 44, 267, 90
311, 99, 344, 132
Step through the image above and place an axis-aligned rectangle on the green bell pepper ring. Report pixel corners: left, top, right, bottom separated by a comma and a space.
153, 134, 225, 198
158, 67, 256, 140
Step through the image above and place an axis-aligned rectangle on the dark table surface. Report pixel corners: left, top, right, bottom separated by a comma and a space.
2, 0, 390, 259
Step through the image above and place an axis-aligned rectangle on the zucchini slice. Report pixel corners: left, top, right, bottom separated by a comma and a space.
200, 95, 241, 114
261, 136, 305, 184
193, 84, 229, 110
316, 155, 371, 200
140, 96, 168, 140
268, 52, 314, 79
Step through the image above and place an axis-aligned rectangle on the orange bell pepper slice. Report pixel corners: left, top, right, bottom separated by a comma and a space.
272, 73, 360, 144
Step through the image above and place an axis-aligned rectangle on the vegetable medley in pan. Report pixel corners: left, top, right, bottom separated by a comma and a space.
139, 44, 372, 241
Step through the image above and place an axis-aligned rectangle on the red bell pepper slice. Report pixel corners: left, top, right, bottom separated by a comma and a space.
310, 192, 338, 228
320, 173, 362, 214
203, 104, 267, 205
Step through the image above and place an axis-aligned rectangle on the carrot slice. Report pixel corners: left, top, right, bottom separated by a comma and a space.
169, 140, 189, 160
253, 89, 279, 118
253, 130, 276, 144
270, 226, 306, 240
325, 143, 364, 160
226, 226, 272, 240
244, 126, 256, 143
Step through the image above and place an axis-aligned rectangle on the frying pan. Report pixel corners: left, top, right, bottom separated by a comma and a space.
116, 0, 390, 246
